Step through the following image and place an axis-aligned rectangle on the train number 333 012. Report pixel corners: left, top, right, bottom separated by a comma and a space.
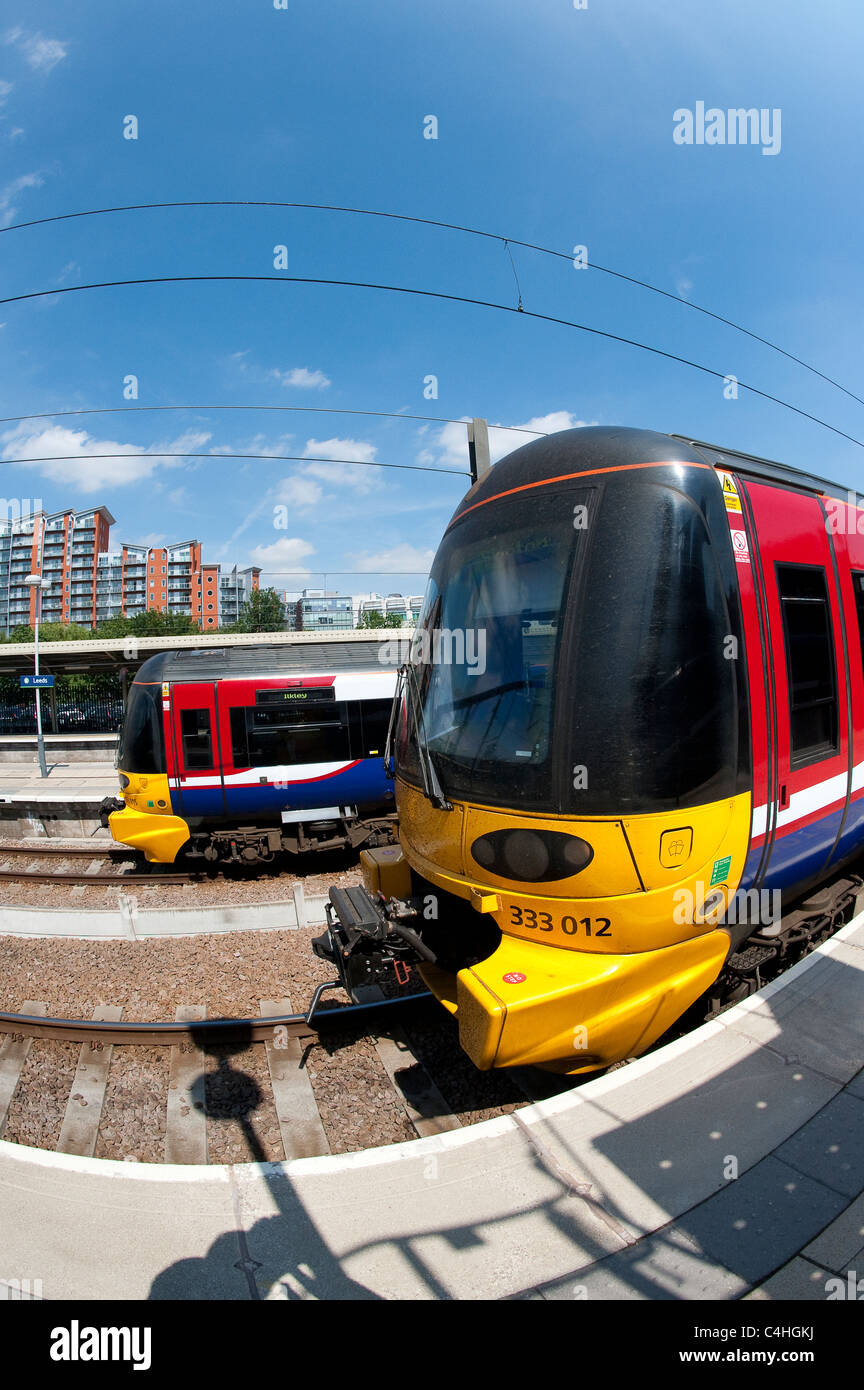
509, 906, 612, 936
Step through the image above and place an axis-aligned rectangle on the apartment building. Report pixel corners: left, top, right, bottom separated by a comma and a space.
0, 505, 259, 634
357, 592, 423, 626
0, 505, 115, 632
219, 565, 261, 627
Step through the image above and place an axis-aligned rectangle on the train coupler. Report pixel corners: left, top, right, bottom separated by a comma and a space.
99, 796, 125, 828
312, 885, 436, 1000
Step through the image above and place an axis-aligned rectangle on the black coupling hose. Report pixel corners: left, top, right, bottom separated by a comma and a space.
388, 921, 438, 964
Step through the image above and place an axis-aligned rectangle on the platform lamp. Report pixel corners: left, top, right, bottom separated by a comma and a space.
25, 573, 49, 778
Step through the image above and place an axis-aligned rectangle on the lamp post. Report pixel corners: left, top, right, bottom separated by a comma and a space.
25, 573, 48, 778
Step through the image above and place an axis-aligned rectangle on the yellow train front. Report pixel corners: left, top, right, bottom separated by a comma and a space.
317, 426, 755, 1073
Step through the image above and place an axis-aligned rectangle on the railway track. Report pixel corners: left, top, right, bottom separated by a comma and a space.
0, 988, 546, 1164
0, 841, 190, 886
1, 865, 859, 1165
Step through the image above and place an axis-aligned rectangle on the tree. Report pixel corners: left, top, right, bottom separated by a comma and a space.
129, 611, 199, 637
357, 610, 402, 629
235, 587, 286, 633
39, 622, 92, 642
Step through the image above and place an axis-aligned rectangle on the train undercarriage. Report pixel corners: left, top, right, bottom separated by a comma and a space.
184, 813, 399, 862
100, 795, 398, 863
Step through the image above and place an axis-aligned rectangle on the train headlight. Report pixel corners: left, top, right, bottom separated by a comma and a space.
119, 774, 130, 789
470, 828, 594, 882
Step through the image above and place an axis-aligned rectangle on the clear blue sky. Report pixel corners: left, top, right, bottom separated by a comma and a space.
0, 0, 862, 599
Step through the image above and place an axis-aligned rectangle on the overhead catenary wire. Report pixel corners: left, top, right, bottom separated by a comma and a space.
0, 403, 544, 435
1, 197, 859, 409
1, 273, 862, 451
0, 450, 471, 478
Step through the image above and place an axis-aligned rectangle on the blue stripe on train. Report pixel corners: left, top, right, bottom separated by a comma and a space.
739, 806, 847, 898
174, 758, 392, 820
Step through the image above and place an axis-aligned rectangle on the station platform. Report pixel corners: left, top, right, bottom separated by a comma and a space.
1, 916, 861, 1301
0, 758, 115, 836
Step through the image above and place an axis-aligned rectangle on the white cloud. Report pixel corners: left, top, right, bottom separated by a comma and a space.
270, 366, 331, 390
0, 423, 211, 493
248, 536, 316, 577
348, 543, 435, 575
428, 411, 592, 469
676, 277, 693, 300
167, 487, 190, 506
209, 430, 294, 458
4, 29, 67, 73
301, 436, 381, 493
275, 475, 323, 509
0, 170, 42, 227
0, 79, 12, 108
488, 411, 588, 462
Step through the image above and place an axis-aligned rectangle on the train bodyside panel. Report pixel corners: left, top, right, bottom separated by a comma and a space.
736, 478, 860, 901
108, 658, 398, 862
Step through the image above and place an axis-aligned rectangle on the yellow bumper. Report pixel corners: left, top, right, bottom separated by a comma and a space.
421, 929, 730, 1072
108, 804, 190, 863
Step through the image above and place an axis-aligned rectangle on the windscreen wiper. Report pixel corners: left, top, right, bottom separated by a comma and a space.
396, 662, 453, 812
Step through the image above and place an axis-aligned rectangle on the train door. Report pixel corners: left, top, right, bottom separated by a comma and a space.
169, 681, 226, 819
739, 479, 850, 896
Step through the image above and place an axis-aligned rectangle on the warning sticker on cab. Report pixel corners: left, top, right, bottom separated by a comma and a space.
710, 855, 732, 886
730, 529, 750, 564
718, 471, 742, 512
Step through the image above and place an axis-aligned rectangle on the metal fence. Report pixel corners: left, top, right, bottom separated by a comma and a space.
0, 694, 124, 735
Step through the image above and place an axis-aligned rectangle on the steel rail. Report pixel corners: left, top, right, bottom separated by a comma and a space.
0, 992, 432, 1047
0, 866, 193, 885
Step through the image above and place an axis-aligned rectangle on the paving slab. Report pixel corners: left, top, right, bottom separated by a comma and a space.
236, 1129, 633, 1301
671, 1155, 847, 1286
719, 939, 864, 1085
524, 1030, 840, 1230
0, 1145, 240, 1302
802, 1191, 864, 1272
774, 1091, 864, 1198
744, 1255, 839, 1301
846, 1070, 864, 1100
516, 1226, 748, 1301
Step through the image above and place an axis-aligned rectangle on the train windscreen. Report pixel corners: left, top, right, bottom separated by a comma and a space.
397, 489, 578, 807
117, 682, 165, 774
398, 471, 742, 814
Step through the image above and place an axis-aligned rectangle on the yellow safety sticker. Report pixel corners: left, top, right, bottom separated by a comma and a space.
718, 471, 742, 512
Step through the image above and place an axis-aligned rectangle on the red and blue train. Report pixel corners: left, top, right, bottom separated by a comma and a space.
101, 640, 404, 861
319, 426, 864, 1072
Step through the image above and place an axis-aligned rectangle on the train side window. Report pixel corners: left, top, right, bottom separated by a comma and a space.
180, 707, 214, 770
229, 706, 248, 767
776, 564, 838, 765
245, 705, 350, 765
850, 572, 864, 684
